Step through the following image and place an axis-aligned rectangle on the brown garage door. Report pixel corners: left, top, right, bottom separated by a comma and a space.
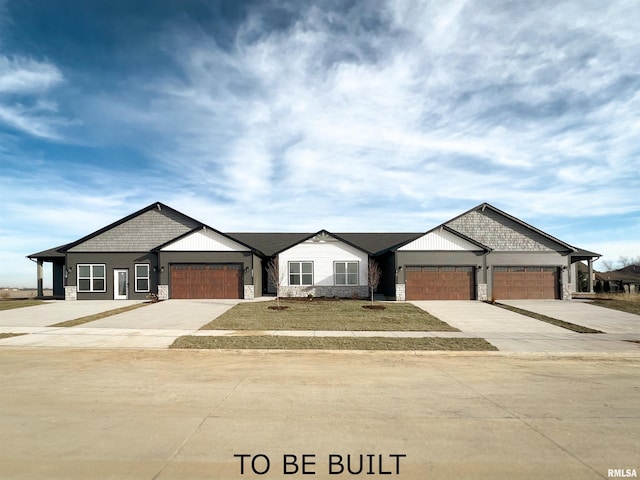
493, 266, 558, 300
406, 266, 475, 300
170, 264, 243, 299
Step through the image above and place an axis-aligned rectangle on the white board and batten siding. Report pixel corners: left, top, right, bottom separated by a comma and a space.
398, 229, 482, 251
160, 229, 250, 252
279, 239, 368, 286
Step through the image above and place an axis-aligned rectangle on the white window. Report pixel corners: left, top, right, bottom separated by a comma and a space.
289, 261, 313, 285
77, 264, 106, 292
135, 264, 150, 292
335, 261, 359, 285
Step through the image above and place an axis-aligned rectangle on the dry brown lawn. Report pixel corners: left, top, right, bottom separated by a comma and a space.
171, 335, 496, 351
200, 299, 458, 331
0, 300, 45, 311
589, 294, 640, 315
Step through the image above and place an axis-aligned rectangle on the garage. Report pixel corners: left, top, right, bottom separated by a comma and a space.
405, 266, 475, 300
170, 264, 243, 299
493, 266, 559, 300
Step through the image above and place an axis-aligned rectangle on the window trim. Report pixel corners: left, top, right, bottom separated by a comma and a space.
334, 261, 359, 286
77, 264, 107, 293
288, 261, 313, 286
135, 264, 151, 293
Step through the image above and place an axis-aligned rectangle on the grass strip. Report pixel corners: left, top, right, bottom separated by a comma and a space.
0, 300, 45, 311
494, 303, 603, 334
202, 299, 458, 332
0, 333, 28, 339
171, 335, 497, 351
50, 302, 150, 327
589, 299, 640, 316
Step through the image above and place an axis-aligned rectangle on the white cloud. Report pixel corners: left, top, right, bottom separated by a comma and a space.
108, 0, 637, 226
1, 0, 639, 286
0, 55, 67, 139
0, 56, 63, 94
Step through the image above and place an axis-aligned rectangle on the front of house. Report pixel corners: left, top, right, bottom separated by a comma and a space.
29, 202, 600, 302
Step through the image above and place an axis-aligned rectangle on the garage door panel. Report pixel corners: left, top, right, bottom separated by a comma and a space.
493, 266, 558, 300
170, 264, 243, 299
406, 266, 475, 300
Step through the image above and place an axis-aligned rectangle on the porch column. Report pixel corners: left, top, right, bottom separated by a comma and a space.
588, 259, 594, 293
37, 260, 44, 297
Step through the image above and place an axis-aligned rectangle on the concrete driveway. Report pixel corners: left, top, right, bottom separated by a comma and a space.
501, 300, 640, 334
0, 300, 142, 328
411, 300, 640, 353
0, 300, 238, 349
86, 299, 239, 330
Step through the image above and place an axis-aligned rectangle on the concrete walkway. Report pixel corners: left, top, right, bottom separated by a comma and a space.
501, 299, 640, 334
411, 300, 640, 353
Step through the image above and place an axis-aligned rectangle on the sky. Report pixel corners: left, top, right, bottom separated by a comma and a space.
0, 0, 639, 288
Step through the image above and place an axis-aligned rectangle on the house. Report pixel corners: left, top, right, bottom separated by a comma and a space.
28, 203, 261, 301
28, 202, 600, 301
595, 265, 640, 294
392, 203, 601, 301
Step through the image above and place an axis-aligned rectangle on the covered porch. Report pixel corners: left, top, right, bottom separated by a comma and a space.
27, 246, 67, 299
570, 248, 601, 294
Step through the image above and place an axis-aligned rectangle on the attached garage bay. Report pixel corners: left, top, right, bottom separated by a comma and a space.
170, 264, 243, 299
405, 266, 475, 300
493, 266, 559, 300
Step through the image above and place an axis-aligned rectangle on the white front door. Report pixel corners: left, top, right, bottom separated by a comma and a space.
114, 269, 129, 300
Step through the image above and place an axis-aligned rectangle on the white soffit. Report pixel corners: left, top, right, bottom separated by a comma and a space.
398, 229, 481, 251
161, 229, 249, 252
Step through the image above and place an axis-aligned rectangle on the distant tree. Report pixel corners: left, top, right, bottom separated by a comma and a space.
618, 255, 640, 268
367, 259, 382, 306
599, 256, 640, 272
594, 280, 603, 293
599, 259, 616, 272
266, 257, 285, 308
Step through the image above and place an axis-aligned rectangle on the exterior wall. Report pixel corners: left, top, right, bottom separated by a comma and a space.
65, 285, 77, 301
395, 251, 485, 284
280, 285, 369, 298
158, 251, 254, 298
244, 285, 255, 299
395, 284, 405, 301
162, 229, 248, 251
158, 284, 169, 300
53, 261, 65, 297
278, 240, 369, 288
477, 283, 488, 301
447, 209, 563, 251
65, 252, 158, 300
252, 255, 263, 296
68, 208, 199, 252
376, 252, 397, 298
398, 229, 481, 251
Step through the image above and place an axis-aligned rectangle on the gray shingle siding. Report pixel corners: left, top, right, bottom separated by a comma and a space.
446, 209, 561, 252
68, 209, 200, 252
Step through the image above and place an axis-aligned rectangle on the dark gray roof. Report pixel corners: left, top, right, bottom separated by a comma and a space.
229, 232, 421, 256
335, 233, 423, 255
571, 247, 602, 259
27, 244, 68, 260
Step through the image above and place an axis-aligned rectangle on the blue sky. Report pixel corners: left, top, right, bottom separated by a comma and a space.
1, 0, 639, 287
